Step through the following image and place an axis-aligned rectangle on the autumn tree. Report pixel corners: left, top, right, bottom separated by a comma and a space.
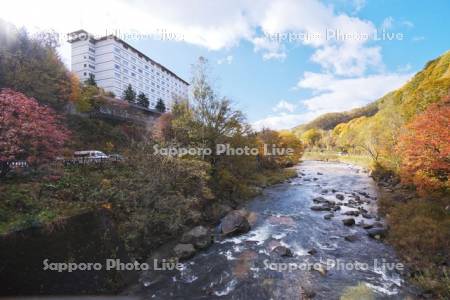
69, 73, 81, 102
0, 89, 70, 177
0, 21, 71, 110
300, 128, 321, 148
396, 96, 450, 194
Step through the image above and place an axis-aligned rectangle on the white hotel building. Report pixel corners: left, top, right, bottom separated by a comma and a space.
68, 30, 189, 110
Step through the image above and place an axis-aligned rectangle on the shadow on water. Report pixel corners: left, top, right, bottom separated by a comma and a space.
132, 161, 419, 300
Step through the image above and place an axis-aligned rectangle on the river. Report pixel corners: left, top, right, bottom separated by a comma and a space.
133, 161, 418, 299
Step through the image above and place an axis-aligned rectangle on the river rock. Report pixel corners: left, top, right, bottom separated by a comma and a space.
373, 221, 384, 228
321, 189, 328, 194
307, 248, 318, 255
342, 210, 360, 217
272, 245, 293, 257
344, 234, 358, 242
335, 194, 345, 200
310, 205, 332, 211
317, 172, 323, 175
313, 197, 331, 204
342, 218, 355, 226
362, 213, 374, 219
323, 213, 334, 220
220, 210, 251, 236
362, 223, 374, 229
331, 189, 337, 193
173, 243, 196, 260
313, 264, 327, 276
367, 228, 387, 239
180, 226, 212, 249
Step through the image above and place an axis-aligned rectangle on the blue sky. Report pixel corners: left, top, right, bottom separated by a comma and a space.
2, 0, 450, 129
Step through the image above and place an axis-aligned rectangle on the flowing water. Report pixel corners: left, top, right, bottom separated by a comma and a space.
133, 161, 418, 299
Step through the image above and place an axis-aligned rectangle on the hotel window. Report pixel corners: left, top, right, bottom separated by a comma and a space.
89, 64, 95, 69
123, 69, 128, 74
131, 57, 136, 63
115, 64, 120, 70
145, 65, 148, 70
131, 72, 136, 77
115, 73, 120, 79
132, 65, 136, 70
114, 47, 120, 53
114, 55, 121, 61
138, 69, 142, 73
88, 47, 95, 53
89, 56, 95, 61
123, 61, 128, 66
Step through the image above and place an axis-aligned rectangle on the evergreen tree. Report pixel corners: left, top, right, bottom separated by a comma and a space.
85, 73, 97, 86
137, 92, 149, 108
156, 98, 166, 113
122, 84, 136, 103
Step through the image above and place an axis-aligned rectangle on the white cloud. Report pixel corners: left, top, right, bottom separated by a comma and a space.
296, 71, 413, 112
352, 0, 366, 13
273, 100, 296, 113
381, 17, 394, 30
1, 0, 384, 71
217, 55, 233, 65
412, 36, 425, 42
252, 111, 320, 131
311, 43, 383, 76
252, 36, 286, 61
401, 20, 414, 28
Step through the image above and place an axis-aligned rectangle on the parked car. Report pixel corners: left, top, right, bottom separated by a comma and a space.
108, 153, 125, 162
73, 150, 109, 164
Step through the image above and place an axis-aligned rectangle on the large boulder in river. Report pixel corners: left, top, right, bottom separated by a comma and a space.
173, 243, 196, 260
180, 226, 212, 249
220, 210, 251, 236
342, 218, 355, 226
271, 245, 293, 257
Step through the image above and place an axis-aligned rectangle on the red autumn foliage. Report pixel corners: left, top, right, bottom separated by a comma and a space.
396, 96, 450, 194
0, 89, 70, 176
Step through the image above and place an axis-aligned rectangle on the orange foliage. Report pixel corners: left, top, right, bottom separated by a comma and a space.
396, 96, 450, 194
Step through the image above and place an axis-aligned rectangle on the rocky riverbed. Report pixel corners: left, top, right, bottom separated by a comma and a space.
128, 161, 420, 299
